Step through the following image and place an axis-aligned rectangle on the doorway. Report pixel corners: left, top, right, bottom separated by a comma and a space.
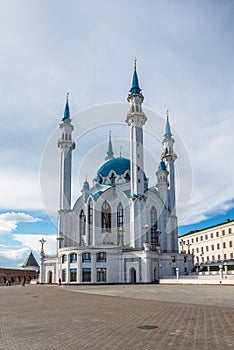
130, 268, 136, 283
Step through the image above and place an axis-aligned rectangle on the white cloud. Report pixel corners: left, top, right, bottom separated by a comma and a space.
12, 234, 56, 256
0, 212, 41, 234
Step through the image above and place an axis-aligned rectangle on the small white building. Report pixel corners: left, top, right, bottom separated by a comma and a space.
40, 63, 193, 284
179, 219, 234, 267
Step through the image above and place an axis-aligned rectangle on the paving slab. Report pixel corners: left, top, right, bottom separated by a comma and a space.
0, 284, 233, 350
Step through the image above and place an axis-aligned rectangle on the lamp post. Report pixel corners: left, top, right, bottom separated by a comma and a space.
39, 238, 46, 284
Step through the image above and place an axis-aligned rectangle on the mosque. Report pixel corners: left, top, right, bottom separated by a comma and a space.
40, 63, 193, 284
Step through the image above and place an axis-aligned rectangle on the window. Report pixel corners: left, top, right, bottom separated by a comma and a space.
196, 256, 199, 263
62, 255, 67, 263
82, 268, 91, 282
70, 253, 77, 263
117, 203, 124, 228
211, 233, 213, 238
88, 199, 93, 245
171, 256, 176, 263
228, 228, 232, 234
200, 236, 203, 241
212, 255, 215, 261
124, 172, 130, 182
184, 256, 187, 263
102, 201, 111, 232
230, 253, 233, 259
216, 232, 219, 237
196, 248, 199, 253
191, 238, 194, 243
202, 257, 204, 262
192, 248, 194, 254
110, 172, 116, 185
150, 207, 158, 251
205, 235, 208, 240
222, 230, 225, 235
206, 246, 209, 251
97, 252, 106, 262
206, 256, 209, 261
82, 252, 91, 262
223, 242, 226, 249
62, 269, 66, 282
70, 268, 77, 282
229, 241, 233, 248
79, 210, 86, 236
211, 245, 214, 251
224, 254, 227, 259
217, 243, 220, 250
97, 268, 106, 282
196, 237, 198, 242
218, 254, 220, 260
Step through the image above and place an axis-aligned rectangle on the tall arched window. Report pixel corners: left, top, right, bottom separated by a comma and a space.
150, 207, 158, 251
117, 203, 124, 245
110, 172, 116, 185
88, 199, 93, 245
79, 210, 86, 236
102, 201, 111, 232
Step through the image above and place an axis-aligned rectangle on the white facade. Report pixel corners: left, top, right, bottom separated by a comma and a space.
41, 64, 193, 284
179, 219, 234, 266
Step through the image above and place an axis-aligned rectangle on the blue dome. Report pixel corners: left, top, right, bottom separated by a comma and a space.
97, 158, 130, 177
96, 157, 147, 180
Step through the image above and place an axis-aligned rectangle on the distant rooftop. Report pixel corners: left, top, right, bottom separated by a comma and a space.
21, 251, 39, 268
180, 218, 234, 238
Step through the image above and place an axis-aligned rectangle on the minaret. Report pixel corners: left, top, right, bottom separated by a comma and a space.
125, 60, 147, 196
58, 94, 75, 211
105, 131, 115, 161
161, 111, 177, 215
126, 61, 147, 249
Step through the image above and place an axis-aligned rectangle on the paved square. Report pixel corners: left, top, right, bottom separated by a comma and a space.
0, 284, 233, 349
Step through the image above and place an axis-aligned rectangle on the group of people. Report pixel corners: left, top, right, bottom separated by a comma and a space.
5, 277, 27, 286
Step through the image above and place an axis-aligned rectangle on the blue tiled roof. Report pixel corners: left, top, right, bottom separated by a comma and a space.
97, 157, 131, 177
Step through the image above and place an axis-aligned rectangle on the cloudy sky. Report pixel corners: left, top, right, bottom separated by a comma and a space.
0, 0, 234, 268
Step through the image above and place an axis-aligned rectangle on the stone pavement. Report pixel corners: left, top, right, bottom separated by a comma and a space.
0, 284, 233, 350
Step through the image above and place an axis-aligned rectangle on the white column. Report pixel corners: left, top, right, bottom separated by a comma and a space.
91, 252, 96, 283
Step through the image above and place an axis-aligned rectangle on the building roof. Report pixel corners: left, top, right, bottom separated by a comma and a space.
180, 218, 234, 238
21, 252, 39, 268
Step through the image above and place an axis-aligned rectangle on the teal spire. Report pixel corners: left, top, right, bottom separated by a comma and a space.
62, 93, 70, 123
128, 59, 142, 96
164, 110, 173, 140
105, 131, 115, 161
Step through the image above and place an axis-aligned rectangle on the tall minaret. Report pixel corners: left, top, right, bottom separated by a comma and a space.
125, 60, 147, 196
126, 61, 147, 249
58, 94, 75, 211
161, 111, 177, 216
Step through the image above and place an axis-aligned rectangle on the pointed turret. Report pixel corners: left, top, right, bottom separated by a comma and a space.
105, 131, 115, 161
62, 93, 71, 123
21, 251, 39, 270
164, 110, 173, 140
128, 59, 144, 102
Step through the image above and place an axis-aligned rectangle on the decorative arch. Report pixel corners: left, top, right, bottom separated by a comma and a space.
129, 268, 136, 283
47, 270, 53, 284
109, 172, 116, 185
102, 201, 111, 232
150, 206, 158, 251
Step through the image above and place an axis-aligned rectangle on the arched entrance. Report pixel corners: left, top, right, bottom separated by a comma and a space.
130, 268, 136, 283
47, 271, 53, 284
154, 267, 157, 281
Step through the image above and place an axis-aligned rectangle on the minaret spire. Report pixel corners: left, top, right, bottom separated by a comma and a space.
62, 92, 70, 123
105, 131, 115, 161
164, 110, 173, 140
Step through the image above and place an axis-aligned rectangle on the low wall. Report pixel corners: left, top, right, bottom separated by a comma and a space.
160, 274, 234, 285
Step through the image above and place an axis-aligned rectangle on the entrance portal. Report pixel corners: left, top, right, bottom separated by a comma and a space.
130, 268, 136, 283
47, 270, 53, 284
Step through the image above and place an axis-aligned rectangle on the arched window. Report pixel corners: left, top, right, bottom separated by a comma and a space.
97, 252, 106, 262
117, 203, 124, 245
62, 254, 67, 264
70, 253, 77, 263
88, 199, 93, 245
102, 201, 111, 232
82, 252, 91, 262
79, 210, 86, 236
124, 172, 130, 182
150, 207, 158, 251
110, 172, 116, 185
